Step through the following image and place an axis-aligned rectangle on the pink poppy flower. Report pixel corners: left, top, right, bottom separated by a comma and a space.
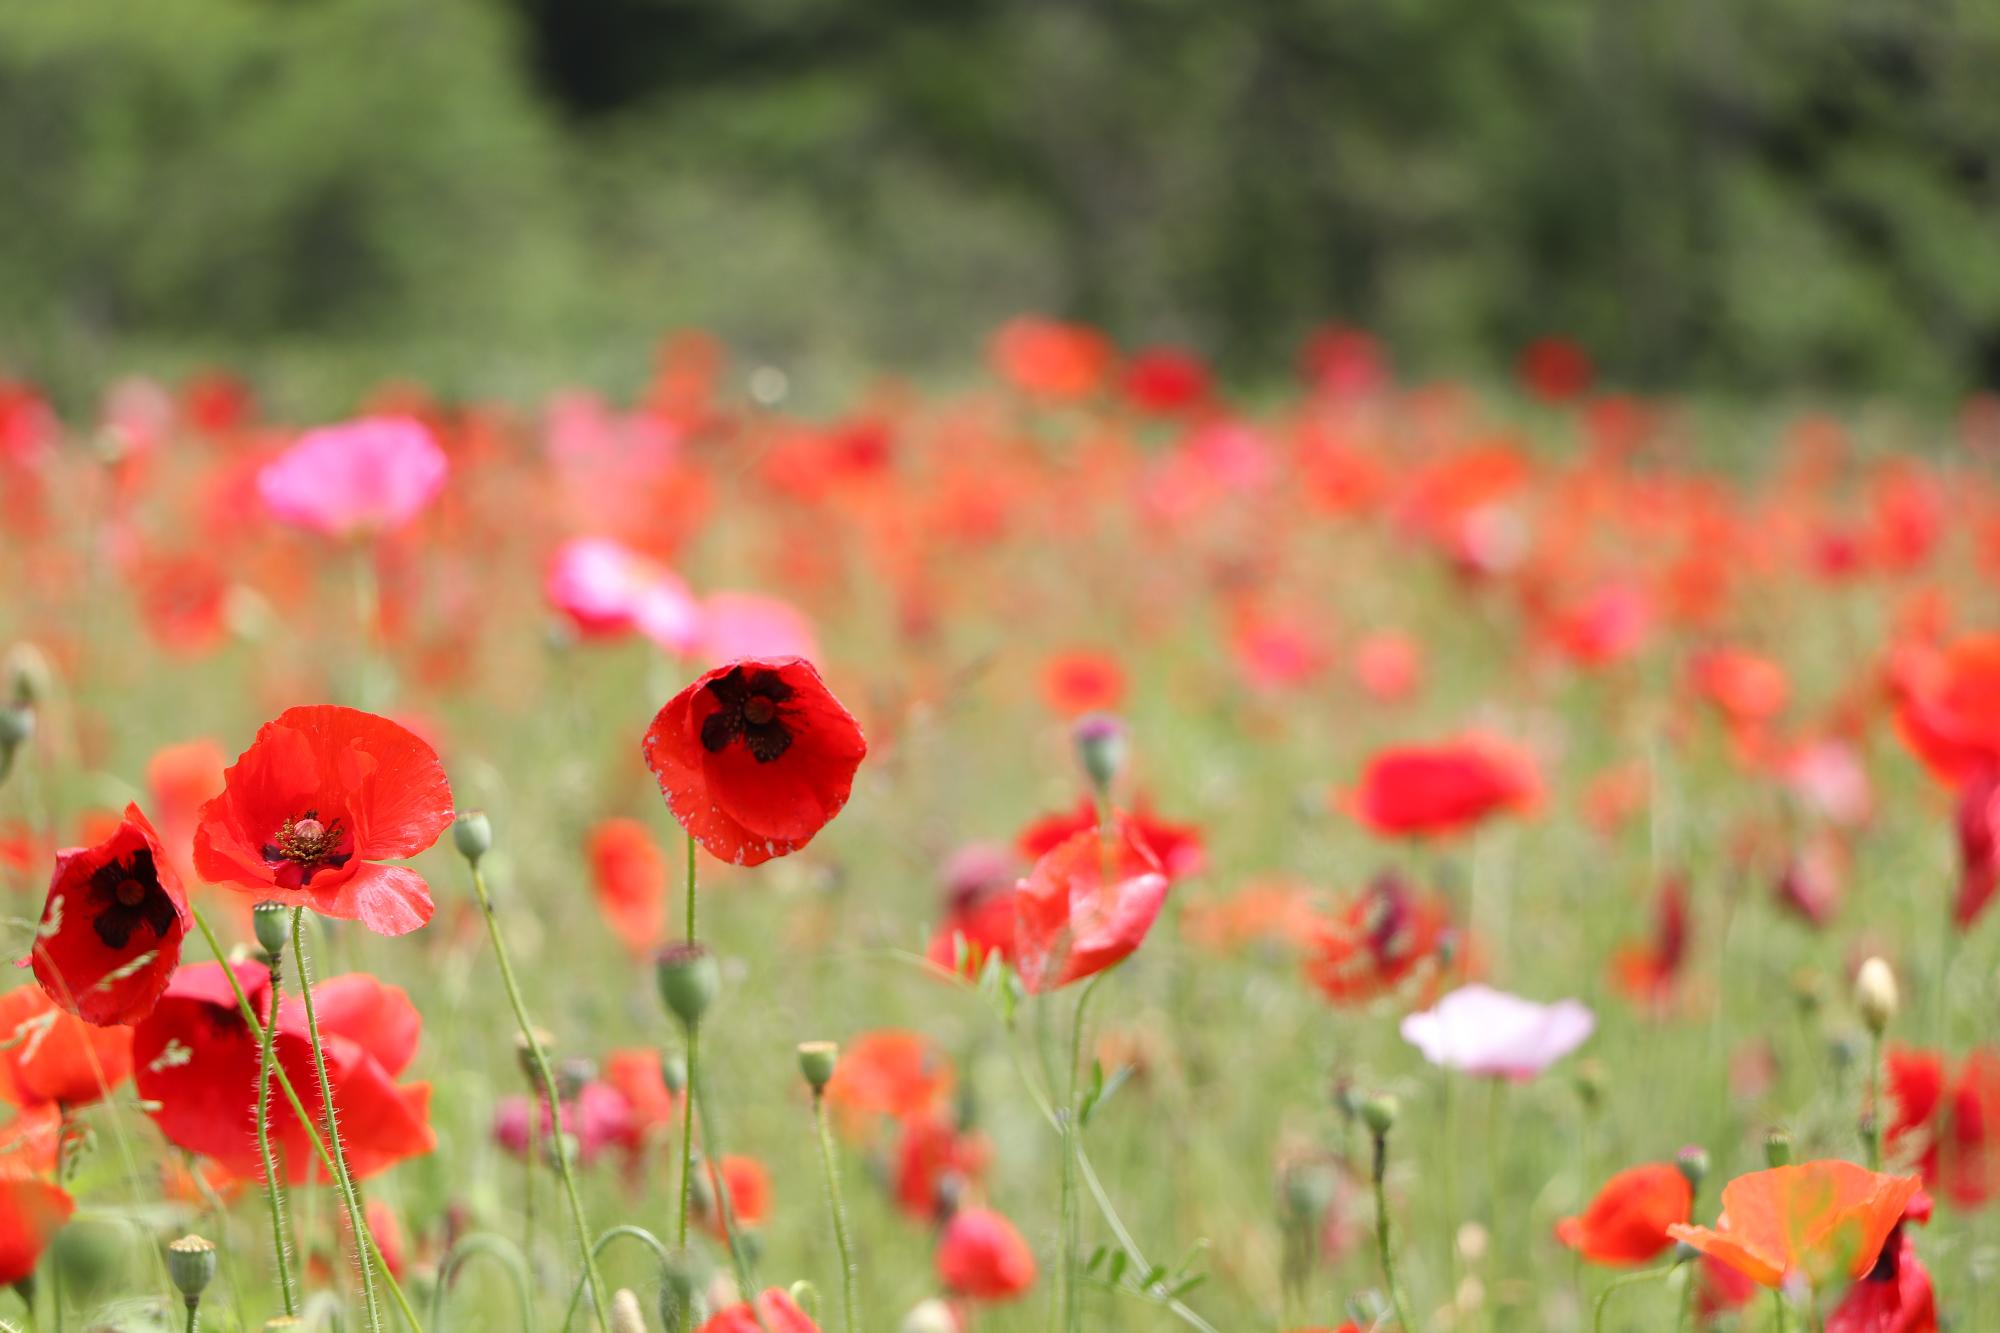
695, 592, 818, 662
1399, 984, 1594, 1079
258, 417, 446, 538
545, 536, 702, 653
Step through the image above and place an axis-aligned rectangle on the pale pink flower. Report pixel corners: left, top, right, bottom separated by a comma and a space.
545, 537, 702, 653
695, 591, 818, 661
258, 416, 447, 538
1400, 984, 1594, 1079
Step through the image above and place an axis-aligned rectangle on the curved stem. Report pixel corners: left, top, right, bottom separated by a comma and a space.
431, 1232, 536, 1333
1593, 1264, 1675, 1333
813, 1093, 860, 1332
466, 864, 612, 1332
558, 1226, 673, 1332
186, 907, 422, 1331
291, 909, 383, 1333
255, 954, 298, 1316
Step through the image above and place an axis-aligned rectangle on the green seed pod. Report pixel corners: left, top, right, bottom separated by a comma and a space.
1361, 1093, 1399, 1136
1676, 1145, 1710, 1191
659, 1052, 687, 1096
166, 1234, 218, 1305
1765, 1127, 1793, 1168
797, 1041, 839, 1096
452, 810, 493, 865
656, 943, 720, 1029
253, 902, 291, 960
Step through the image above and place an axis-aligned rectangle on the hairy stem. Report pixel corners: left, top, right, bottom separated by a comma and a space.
256, 953, 298, 1316
1373, 1132, 1417, 1331
292, 909, 383, 1333
813, 1092, 860, 1332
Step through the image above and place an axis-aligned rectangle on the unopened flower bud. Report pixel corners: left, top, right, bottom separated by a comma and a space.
0, 704, 34, 752
1072, 712, 1127, 794
1361, 1093, 1399, 1137
515, 1029, 554, 1090
660, 1052, 687, 1096
788, 1281, 821, 1320
1765, 1127, 1793, 1168
167, 1234, 217, 1306
452, 810, 493, 866
1855, 957, 1898, 1036
656, 943, 720, 1029
797, 1041, 839, 1096
1574, 1058, 1608, 1112
657, 1251, 702, 1332
609, 1288, 648, 1333
1675, 1146, 1709, 1191
253, 902, 291, 960
901, 1298, 960, 1333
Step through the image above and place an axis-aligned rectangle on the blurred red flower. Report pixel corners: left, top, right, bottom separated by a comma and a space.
1556, 1163, 1692, 1266
894, 1114, 991, 1221
1014, 825, 1169, 994
825, 1031, 953, 1128
991, 318, 1113, 401
697, 1287, 819, 1333
193, 705, 454, 936
0, 987, 133, 1110
1017, 800, 1204, 883
0, 1176, 73, 1285
701, 1154, 770, 1240
31, 803, 188, 1026
1609, 875, 1690, 1012
1827, 1225, 1936, 1333
1121, 348, 1212, 416
587, 818, 667, 955
1668, 1162, 1920, 1289
1885, 1046, 2000, 1208
1518, 336, 1594, 403
643, 658, 867, 867
1038, 650, 1126, 717
1342, 736, 1541, 838
937, 1206, 1037, 1301
1891, 635, 2000, 786
1303, 873, 1460, 1006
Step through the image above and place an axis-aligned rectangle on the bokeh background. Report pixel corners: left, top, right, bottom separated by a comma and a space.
7, 0, 2000, 411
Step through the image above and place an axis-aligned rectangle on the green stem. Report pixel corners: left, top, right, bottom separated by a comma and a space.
186, 908, 422, 1331
1057, 972, 1107, 1333
1372, 1133, 1417, 1331
678, 832, 698, 1251
1593, 1264, 1674, 1333
558, 1226, 673, 1332
432, 1232, 536, 1333
813, 1093, 860, 1332
1771, 1287, 1790, 1333
291, 909, 384, 1333
1865, 1029, 1883, 1171
184, 1302, 198, 1333
256, 953, 298, 1316
467, 865, 612, 1332
689, 1058, 773, 1333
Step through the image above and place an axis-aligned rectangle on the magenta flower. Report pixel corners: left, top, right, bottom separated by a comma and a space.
1399, 984, 1594, 1079
694, 591, 818, 661
492, 1081, 638, 1166
258, 416, 447, 538
544, 536, 702, 653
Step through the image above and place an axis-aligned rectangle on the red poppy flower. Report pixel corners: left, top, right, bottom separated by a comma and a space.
990, 318, 1113, 401
0, 1176, 72, 1285
1342, 736, 1541, 838
700, 1154, 770, 1240
0, 1106, 62, 1180
193, 706, 454, 936
1121, 348, 1212, 416
928, 884, 1016, 978
1556, 1163, 1693, 1266
642, 658, 867, 868
1014, 825, 1170, 994
1827, 1225, 1936, 1333
1891, 636, 2000, 786
1667, 1162, 1921, 1289
1303, 873, 1460, 1006
937, 1206, 1037, 1301
30, 804, 188, 1026
587, 818, 667, 955
602, 1048, 681, 1144
1610, 875, 1690, 1012
1038, 650, 1126, 717
1518, 336, 1594, 403
1690, 648, 1790, 727
1016, 799, 1205, 882
824, 1031, 953, 1129
1955, 770, 2000, 926
696, 1287, 819, 1333
1885, 1046, 2000, 1207
894, 1114, 992, 1221
133, 962, 434, 1184
1353, 630, 1422, 703
0, 987, 133, 1110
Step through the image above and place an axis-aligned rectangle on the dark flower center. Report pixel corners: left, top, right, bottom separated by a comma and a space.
699, 665, 797, 763
261, 809, 354, 887
87, 848, 177, 951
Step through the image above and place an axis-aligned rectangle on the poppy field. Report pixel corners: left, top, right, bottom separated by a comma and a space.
0, 324, 1995, 1333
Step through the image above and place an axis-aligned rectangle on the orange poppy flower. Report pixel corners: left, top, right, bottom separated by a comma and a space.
823, 1030, 953, 1128
586, 818, 667, 955
1556, 1163, 1692, 1266
0, 987, 133, 1111
1667, 1162, 1921, 1289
